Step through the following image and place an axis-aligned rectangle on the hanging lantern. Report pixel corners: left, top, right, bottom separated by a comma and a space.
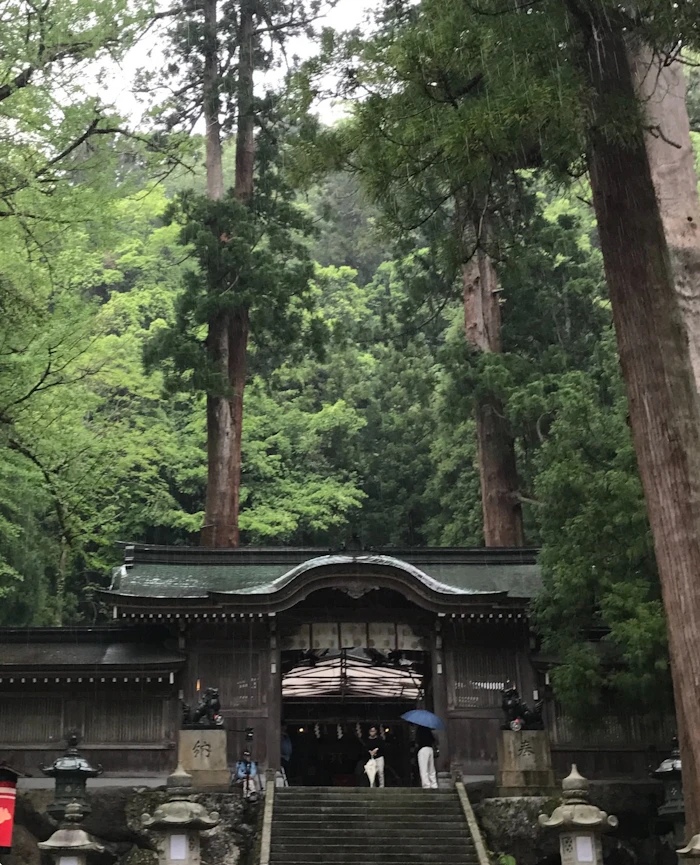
0, 764, 20, 854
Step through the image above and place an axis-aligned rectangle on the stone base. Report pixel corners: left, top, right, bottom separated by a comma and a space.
497, 785, 559, 797
497, 730, 555, 797
178, 729, 229, 788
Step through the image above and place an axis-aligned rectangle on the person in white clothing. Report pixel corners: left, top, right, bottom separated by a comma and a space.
415, 726, 438, 788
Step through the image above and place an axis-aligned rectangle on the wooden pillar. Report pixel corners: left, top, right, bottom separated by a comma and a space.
431, 616, 449, 772
266, 616, 282, 775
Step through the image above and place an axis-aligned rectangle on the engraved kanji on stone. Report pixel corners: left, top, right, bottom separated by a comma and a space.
517, 738, 535, 757
192, 740, 211, 759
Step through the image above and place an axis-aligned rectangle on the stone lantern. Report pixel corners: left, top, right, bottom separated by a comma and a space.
41, 733, 103, 822
38, 800, 105, 865
653, 739, 685, 858
141, 765, 219, 865
539, 765, 618, 865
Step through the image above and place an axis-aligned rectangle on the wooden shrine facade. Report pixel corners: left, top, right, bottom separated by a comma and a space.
0, 545, 674, 780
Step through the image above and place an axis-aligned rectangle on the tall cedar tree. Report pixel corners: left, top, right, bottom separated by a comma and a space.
200, 0, 250, 546
461, 207, 523, 546
575, 9, 700, 836
146, 0, 324, 546
630, 46, 700, 391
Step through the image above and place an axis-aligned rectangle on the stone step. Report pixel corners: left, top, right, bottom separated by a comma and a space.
268, 853, 479, 864
271, 841, 474, 851
274, 797, 456, 805
269, 787, 478, 865
272, 823, 468, 835
274, 796, 460, 803
274, 808, 464, 813
276, 787, 455, 793
273, 825, 472, 837
275, 789, 454, 795
274, 796, 463, 805
275, 803, 462, 820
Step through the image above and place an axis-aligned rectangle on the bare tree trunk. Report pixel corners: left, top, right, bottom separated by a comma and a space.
462, 220, 524, 547
582, 19, 700, 840
631, 44, 700, 391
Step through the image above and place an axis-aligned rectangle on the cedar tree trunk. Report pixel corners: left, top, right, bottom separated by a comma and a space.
631, 44, 700, 392
462, 218, 524, 547
582, 18, 700, 838
200, 0, 253, 547
630, 43, 700, 829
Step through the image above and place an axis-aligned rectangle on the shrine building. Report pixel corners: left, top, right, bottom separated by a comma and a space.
0, 544, 672, 784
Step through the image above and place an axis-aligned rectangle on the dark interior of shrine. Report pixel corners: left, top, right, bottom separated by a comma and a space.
280, 645, 433, 786
281, 706, 420, 786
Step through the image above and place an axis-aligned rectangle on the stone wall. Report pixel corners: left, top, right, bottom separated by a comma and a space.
472, 781, 675, 865
7, 788, 262, 865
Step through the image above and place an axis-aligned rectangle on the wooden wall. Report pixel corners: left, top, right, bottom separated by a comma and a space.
184, 621, 273, 767
0, 683, 178, 774
547, 702, 676, 779
444, 622, 535, 775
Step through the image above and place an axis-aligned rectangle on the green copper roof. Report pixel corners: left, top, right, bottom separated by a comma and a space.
109, 545, 541, 601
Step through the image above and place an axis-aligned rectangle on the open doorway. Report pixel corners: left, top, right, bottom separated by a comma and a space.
281, 647, 430, 786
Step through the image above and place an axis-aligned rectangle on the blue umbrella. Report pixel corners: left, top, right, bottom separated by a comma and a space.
401, 709, 445, 731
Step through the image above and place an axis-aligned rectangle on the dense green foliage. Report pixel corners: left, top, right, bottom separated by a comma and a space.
4, 0, 700, 728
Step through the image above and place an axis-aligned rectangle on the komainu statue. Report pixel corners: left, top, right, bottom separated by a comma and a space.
501, 681, 544, 731
182, 687, 224, 729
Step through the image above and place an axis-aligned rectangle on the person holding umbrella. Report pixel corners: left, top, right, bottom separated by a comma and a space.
401, 710, 444, 789
415, 726, 438, 788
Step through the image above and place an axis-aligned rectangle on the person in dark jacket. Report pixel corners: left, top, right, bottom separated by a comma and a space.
364, 725, 385, 787
281, 724, 293, 780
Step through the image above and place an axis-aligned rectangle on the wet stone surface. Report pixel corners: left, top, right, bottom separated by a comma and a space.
9, 787, 262, 865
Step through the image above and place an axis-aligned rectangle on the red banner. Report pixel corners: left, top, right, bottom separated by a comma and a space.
0, 779, 17, 852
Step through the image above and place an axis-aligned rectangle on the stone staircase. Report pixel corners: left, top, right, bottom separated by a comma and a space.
268, 787, 482, 865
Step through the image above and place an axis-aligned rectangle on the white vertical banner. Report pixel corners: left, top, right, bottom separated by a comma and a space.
312, 622, 339, 650
368, 622, 396, 650
397, 623, 427, 651
340, 622, 367, 648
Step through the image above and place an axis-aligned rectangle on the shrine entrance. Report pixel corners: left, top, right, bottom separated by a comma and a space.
280, 607, 432, 786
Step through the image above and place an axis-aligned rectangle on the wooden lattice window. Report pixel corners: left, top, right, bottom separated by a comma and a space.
450, 647, 519, 709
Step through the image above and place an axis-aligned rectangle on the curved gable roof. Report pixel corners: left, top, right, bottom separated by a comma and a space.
227, 555, 487, 596
105, 545, 540, 614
